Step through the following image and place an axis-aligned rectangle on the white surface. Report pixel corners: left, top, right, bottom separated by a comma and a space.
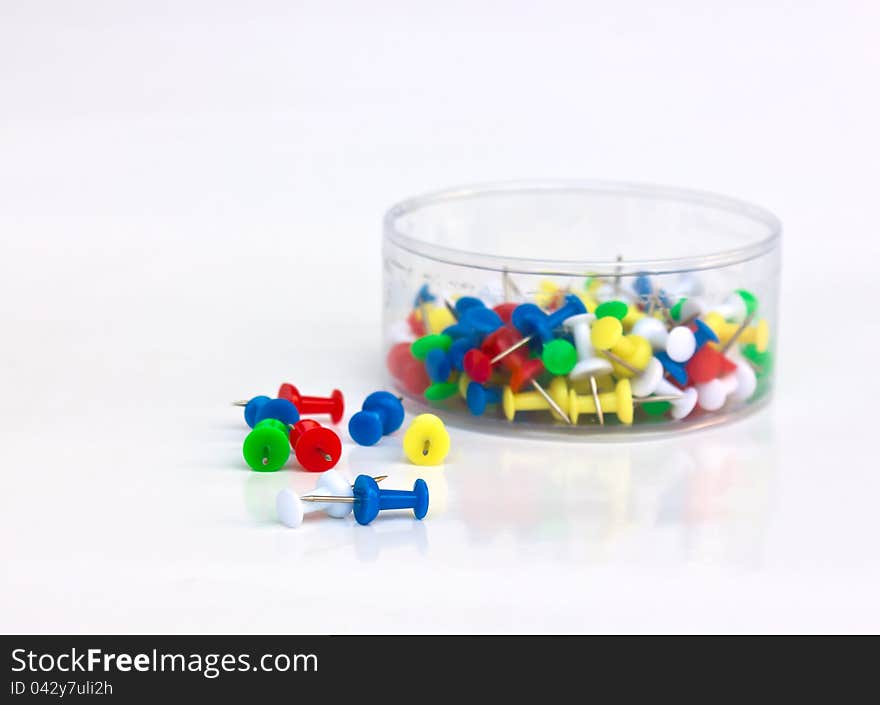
1, 1, 879, 634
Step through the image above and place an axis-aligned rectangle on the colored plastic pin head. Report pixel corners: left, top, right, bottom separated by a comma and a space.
410, 334, 453, 360
243, 418, 291, 472
289, 419, 342, 472
253, 398, 300, 427
403, 413, 450, 466
349, 391, 405, 446
424, 347, 453, 382
541, 339, 578, 375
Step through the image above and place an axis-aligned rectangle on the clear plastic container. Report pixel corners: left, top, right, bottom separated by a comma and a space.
382, 181, 781, 438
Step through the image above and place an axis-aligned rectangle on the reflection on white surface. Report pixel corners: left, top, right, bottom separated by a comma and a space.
248, 415, 774, 568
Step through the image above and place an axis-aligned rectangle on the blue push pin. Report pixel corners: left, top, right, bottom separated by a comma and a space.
413, 283, 436, 306
353, 475, 429, 525
466, 381, 502, 416
348, 391, 405, 446
234, 396, 300, 427
424, 347, 453, 382
512, 294, 586, 343
654, 351, 687, 385
634, 273, 673, 308
656, 319, 719, 384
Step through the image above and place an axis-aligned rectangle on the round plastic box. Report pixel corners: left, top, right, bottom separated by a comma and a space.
382, 181, 780, 437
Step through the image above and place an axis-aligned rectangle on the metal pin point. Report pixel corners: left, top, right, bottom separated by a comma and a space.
530, 379, 573, 425
613, 254, 623, 295
719, 311, 756, 354
489, 335, 533, 364
589, 374, 604, 426
602, 349, 642, 376
444, 298, 458, 321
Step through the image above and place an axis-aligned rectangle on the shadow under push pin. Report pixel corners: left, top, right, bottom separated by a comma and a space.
403, 413, 450, 466
278, 384, 344, 424
289, 419, 342, 472
276, 470, 390, 528
300, 475, 430, 526
233, 396, 300, 428
349, 391, 405, 446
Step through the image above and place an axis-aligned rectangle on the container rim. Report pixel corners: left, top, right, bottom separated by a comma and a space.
383, 179, 782, 276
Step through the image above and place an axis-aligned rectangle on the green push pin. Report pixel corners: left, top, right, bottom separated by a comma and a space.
670, 298, 685, 321
736, 289, 759, 318
424, 381, 459, 401
242, 418, 291, 472
410, 334, 453, 361
594, 300, 628, 320
541, 339, 578, 375
741, 343, 773, 377
640, 400, 671, 416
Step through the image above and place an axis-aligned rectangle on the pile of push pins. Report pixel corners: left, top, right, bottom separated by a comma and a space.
386, 274, 772, 428
233, 384, 450, 527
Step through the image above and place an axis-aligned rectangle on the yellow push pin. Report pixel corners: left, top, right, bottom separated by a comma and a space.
569, 379, 682, 425
415, 303, 456, 336
590, 316, 652, 378
704, 312, 769, 353
403, 413, 451, 466
502, 377, 570, 422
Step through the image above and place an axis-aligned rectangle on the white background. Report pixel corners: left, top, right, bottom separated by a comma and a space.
1, 1, 878, 633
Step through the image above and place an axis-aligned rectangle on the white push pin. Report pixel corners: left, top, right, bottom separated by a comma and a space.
666, 326, 697, 363
563, 313, 613, 425
563, 314, 614, 380
695, 373, 739, 411
673, 297, 707, 325
729, 355, 757, 402
629, 357, 698, 420
276, 470, 387, 528
711, 290, 755, 324
631, 317, 668, 352
671, 272, 703, 299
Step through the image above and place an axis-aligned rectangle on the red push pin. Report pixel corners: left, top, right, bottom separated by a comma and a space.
288, 419, 342, 472
386, 342, 430, 396
493, 302, 518, 325
685, 346, 737, 384
278, 384, 344, 424
485, 327, 545, 392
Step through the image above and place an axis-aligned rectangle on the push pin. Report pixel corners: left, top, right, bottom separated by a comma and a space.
349, 391, 406, 446
465, 381, 502, 416
403, 413, 450, 466
387, 342, 431, 396
705, 312, 769, 354
243, 418, 293, 472
512, 294, 587, 343
656, 319, 718, 384
562, 313, 614, 425
711, 289, 757, 323
233, 396, 300, 428
590, 316, 652, 378
568, 379, 680, 425
629, 357, 698, 420
502, 377, 569, 422
481, 326, 571, 423
631, 316, 669, 351
299, 475, 430, 526
278, 384, 344, 424
277, 471, 392, 528
289, 419, 342, 472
